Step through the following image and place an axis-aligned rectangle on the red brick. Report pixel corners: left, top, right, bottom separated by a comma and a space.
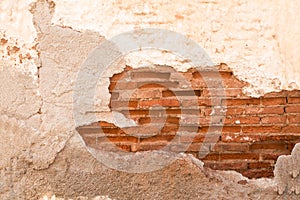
224, 116, 260, 125
287, 142, 300, 151
260, 133, 300, 141
110, 100, 138, 108
199, 126, 241, 133
101, 127, 124, 135
220, 153, 259, 160
109, 81, 137, 90
202, 88, 242, 97
242, 126, 281, 133
128, 109, 150, 116
264, 91, 288, 98
288, 90, 300, 97
99, 121, 115, 127
288, 97, 300, 104
115, 144, 132, 152
242, 169, 273, 179
139, 99, 180, 107
212, 143, 249, 152
204, 161, 247, 170
163, 90, 201, 97
138, 116, 180, 125
248, 162, 273, 169
226, 106, 285, 116
140, 135, 176, 143
131, 88, 162, 99
223, 78, 247, 89
138, 142, 168, 151
260, 151, 291, 160
201, 153, 220, 161
261, 97, 286, 105
131, 71, 170, 79
281, 125, 300, 133
166, 108, 182, 115
285, 105, 300, 113
161, 125, 179, 133
223, 98, 260, 106
221, 134, 261, 143
261, 116, 287, 124
180, 134, 206, 143
181, 99, 213, 107
249, 142, 287, 151
192, 71, 232, 79
99, 136, 138, 143
287, 114, 300, 123
137, 82, 179, 89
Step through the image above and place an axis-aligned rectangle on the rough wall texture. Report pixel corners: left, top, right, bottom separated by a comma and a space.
0, 0, 300, 199
77, 65, 300, 179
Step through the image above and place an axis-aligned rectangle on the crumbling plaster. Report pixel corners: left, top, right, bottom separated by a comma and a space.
0, 0, 300, 199
1, 0, 300, 96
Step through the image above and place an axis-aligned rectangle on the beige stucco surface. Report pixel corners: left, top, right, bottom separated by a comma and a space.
0, 0, 299, 199
1, 0, 300, 96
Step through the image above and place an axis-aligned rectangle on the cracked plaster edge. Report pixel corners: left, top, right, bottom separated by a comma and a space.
2, 0, 297, 100
0, 0, 299, 188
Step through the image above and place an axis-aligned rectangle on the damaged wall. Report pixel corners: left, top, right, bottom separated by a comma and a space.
0, 0, 299, 199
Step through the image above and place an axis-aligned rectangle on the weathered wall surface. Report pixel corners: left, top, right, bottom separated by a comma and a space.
1, 0, 300, 96
0, 0, 300, 199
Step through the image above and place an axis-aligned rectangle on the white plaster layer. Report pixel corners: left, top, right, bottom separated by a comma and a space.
0, 0, 36, 44
51, 0, 300, 97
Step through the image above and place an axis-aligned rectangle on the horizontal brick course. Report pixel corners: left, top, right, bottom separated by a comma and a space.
77, 66, 300, 179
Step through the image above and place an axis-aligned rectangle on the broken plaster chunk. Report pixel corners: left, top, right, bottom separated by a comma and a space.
274, 143, 300, 195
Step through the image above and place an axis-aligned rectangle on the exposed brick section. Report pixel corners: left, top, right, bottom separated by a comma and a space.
77, 65, 300, 179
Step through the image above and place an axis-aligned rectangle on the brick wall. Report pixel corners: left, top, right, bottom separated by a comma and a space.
77, 65, 300, 179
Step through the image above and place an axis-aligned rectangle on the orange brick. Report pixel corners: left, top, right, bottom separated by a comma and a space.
249, 142, 287, 151
260, 133, 300, 141
109, 81, 137, 90
242, 169, 273, 178
101, 136, 138, 143
131, 88, 162, 99
260, 151, 290, 160
281, 125, 300, 133
138, 82, 179, 89
201, 153, 220, 161
179, 134, 206, 143
264, 91, 288, 98
285, 105, 300, 113
220, 153, 259, 160
261, 116, 287, 124
288, 90, 300, 97
202, 88, 243, 97
140, 135, 176, 143
212, 143, 249, 152
224, 98, 260, 106
131, 71, 170, 79
139, 99, 180, 107
224, 116, 260, 125
221, 134, 261, 143
110, 100, 138, 108
288, 97, 300, 104
287, 114, 300, 123
242, 126, 281, 133
261, 97, 286, 105
128, 109, 150, 116
204, 161, 247, 170
138, 141, 168, 151
248, 162, 273, 169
